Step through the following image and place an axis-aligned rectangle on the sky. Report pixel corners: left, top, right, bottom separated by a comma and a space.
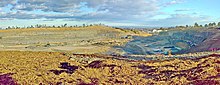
0, 0, 220, 28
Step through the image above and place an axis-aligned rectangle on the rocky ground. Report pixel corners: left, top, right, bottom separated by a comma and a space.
0, 51, 219, 85
118, 28, 220, 55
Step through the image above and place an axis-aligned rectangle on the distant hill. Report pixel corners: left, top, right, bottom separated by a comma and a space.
0, 26, 151, 54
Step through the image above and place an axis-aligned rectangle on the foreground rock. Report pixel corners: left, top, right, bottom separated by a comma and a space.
0, 73, 17, 85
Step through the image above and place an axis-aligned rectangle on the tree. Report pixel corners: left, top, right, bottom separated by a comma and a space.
30, 25, 34, 28
7, 26, 11, 29
218, 22, 220, 26
209, 23, 213, 27
213, 22, 216, 26
35, 24, 38, 28
16, 26, 19, 29
64, 23, 67, 27
205, 24, 208, 27
194, 22, 199, 27
82, 24, 86, 27
199, 25, 203, 27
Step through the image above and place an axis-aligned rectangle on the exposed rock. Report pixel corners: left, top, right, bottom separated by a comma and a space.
0, 73, 17, 85
118, 29, 215, 55
50, 62, 78, 75
86, 61, 103, 68
188, 30, 220, 53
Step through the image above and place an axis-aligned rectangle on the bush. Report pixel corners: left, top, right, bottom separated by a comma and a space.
44, 43, 51, 47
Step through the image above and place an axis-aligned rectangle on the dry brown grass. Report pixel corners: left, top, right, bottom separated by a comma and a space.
0, 51, 219, 84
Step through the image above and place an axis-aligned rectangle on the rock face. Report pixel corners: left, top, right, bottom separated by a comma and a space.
0, 73, 17, 85
188, 30, 220, 53
118, 29, 216, 55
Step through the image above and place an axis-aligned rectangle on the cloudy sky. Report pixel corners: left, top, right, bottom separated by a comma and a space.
0, 0, 220, 28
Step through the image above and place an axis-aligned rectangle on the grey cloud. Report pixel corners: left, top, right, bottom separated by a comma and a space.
0, 10, 51, 20
4, 0, 161, 21
13, 0, 155, 14
1, 0, 209, 27
13, 0, 82, 12
82, 0, 160, 22
0, 11, 78, 20
13, 0, 160, 15
96, 0, 159, 14
0, 0, 16, 7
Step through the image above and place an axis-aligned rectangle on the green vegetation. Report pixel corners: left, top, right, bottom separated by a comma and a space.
173, 22, 220, 29
194, 22, 199, 27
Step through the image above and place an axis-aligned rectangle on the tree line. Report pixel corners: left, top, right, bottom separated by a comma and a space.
3, 23, 106, 30
176, 22, 220, 28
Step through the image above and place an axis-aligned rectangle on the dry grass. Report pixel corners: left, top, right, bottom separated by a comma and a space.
0, 51, 219, 84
